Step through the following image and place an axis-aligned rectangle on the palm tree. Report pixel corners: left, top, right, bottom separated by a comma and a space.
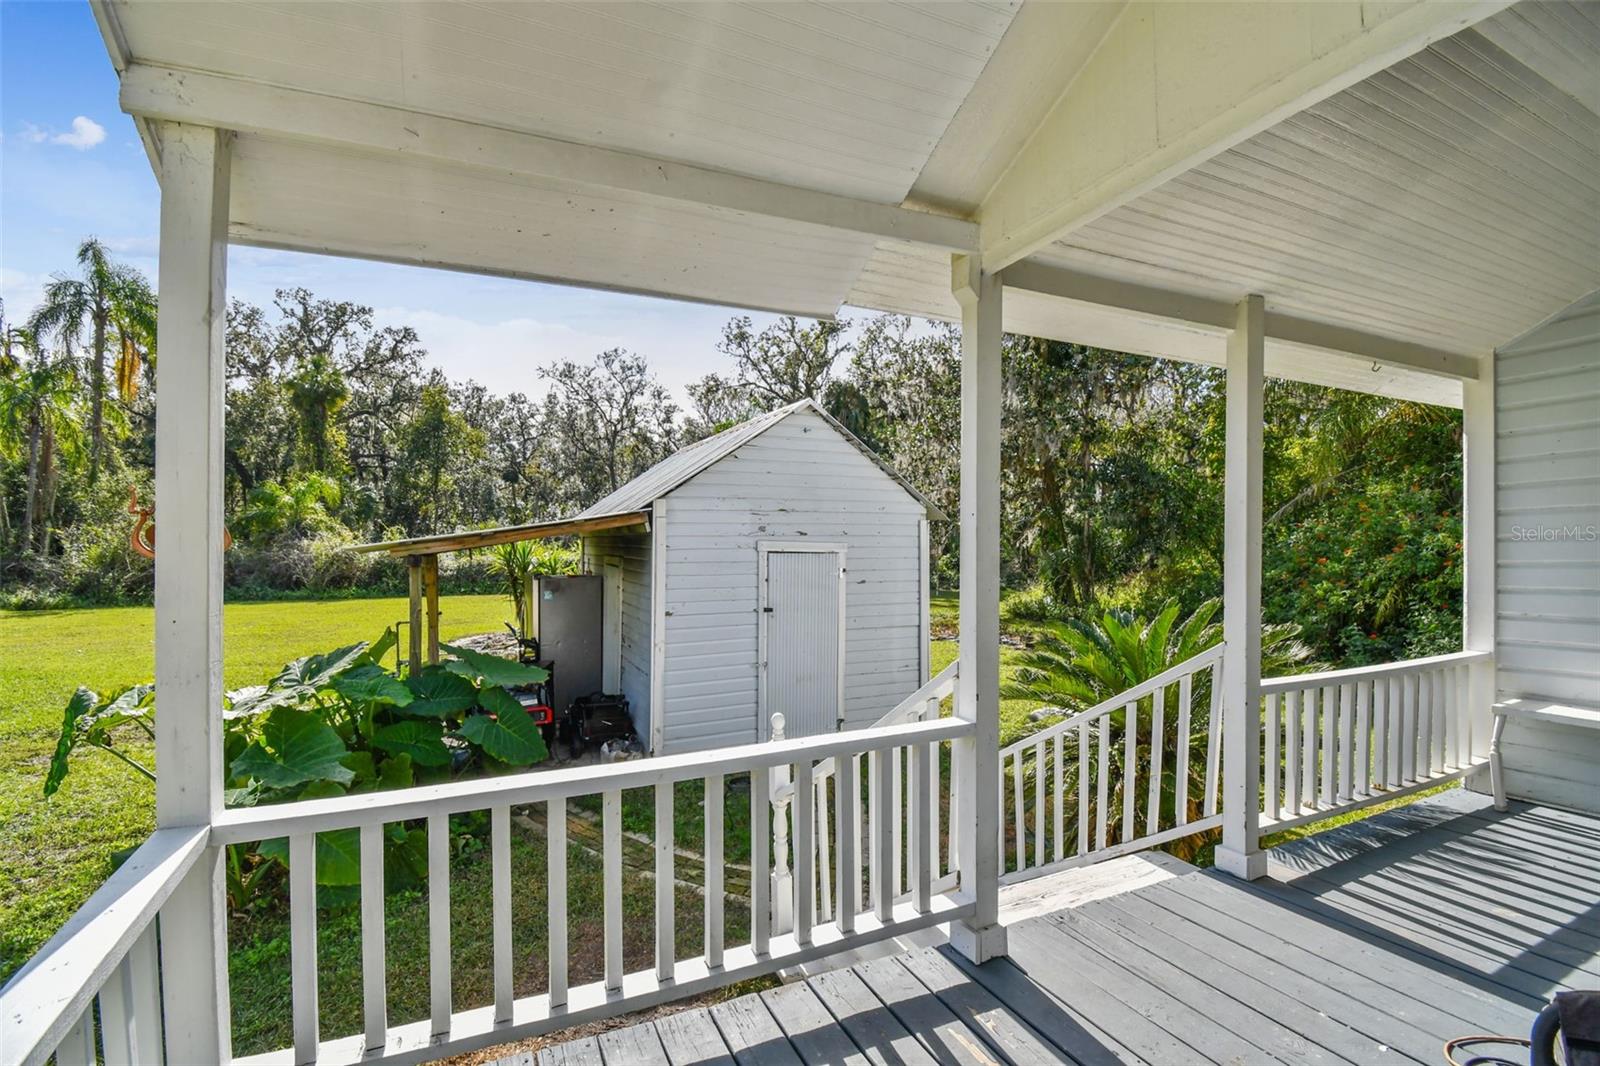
27, 238, 157, 484
235, 472, 343, 541
1003, 599, 1314, 857
0, 341, 82, 552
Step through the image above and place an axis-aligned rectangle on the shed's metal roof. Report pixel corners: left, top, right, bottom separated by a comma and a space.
574, 399, 947, 522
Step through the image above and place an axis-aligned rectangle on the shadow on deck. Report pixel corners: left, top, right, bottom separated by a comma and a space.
501, 790, 1600, 1065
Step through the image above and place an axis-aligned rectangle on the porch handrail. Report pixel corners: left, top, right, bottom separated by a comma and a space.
211, 716, 967, 844
0, 824, 209, 1066
1000, 643, 1225, 759
997, 645, 1226, 885
208, 714, 971, 1065
1257, 650, 1495, 833
1260, 649, 1492, 694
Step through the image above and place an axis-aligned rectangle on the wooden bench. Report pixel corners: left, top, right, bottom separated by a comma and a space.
1490, 699, 1600, 810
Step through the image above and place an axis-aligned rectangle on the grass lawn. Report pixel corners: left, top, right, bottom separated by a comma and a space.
0, 594, 514, 983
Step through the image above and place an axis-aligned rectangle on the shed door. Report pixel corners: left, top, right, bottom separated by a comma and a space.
763, 549, 843, 739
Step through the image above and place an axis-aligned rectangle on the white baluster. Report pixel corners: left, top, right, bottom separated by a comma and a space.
794, 759, 814, 945
1264, 692, 1280, 822
1122, 702, 1137, 843
705, 774, 724, 970
291, 831, 321, 1060
750, 766, 771, 956
1147, 687, 1164, 835
1176, 673, 1193, 827
910, 739, 932, 913
872, 747, 894, 922
548, 797, 568, 1007
360, 823, 387, 1051
603, 789, 623, 989
836, 754, 857, 934
655, 782, 675, 981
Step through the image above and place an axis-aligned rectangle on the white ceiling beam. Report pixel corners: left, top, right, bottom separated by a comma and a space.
1002, 260, 1479, 381
119, 63, 978, 255
978, 0, 1512, 270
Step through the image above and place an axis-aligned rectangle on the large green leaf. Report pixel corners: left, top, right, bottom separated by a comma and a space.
231, 707, 355, 788
402, 667, 478, 718
372, 720, 452, 767
331, 664, 414, 708
440, 642, 550, 688
258, 828, 363, 887
233, 642, 370, 717
44, 687, 100, 797
457, 687, 549, 765
377, 752, 414, 790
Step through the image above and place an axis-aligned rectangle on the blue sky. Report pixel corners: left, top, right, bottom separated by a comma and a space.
0, 0, 813, 402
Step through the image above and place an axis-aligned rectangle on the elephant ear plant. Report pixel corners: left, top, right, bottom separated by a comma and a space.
44, 629, 550, 911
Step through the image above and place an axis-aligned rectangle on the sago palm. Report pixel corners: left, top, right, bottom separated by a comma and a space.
1002, 600, 1313, 860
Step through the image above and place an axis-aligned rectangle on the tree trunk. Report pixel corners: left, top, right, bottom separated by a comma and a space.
90, 310, 108, 485
22, 414, 41, 552
38, 421, 58, 552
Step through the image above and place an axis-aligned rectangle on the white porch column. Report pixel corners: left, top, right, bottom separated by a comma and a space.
1216, 294, 1267, 881
948, 254, 1007, 962
1462, 363, 1496, 763
153, 121, 233, 1062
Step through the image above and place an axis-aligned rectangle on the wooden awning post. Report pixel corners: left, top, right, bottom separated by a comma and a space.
407, 556, 424, 674
422, 555, 441, 665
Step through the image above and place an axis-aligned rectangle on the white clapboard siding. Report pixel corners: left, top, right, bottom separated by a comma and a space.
660, 408, 930, 752
1488, 292, 1600, 811
583, 532, 654, 738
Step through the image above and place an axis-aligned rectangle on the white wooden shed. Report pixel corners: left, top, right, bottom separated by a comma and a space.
575, 399, 941, 754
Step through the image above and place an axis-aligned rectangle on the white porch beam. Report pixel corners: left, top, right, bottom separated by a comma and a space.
1217, 295, 1267, 882
152, 121, 232, 1063
1461, 362, 1496, 761
1001, 260, 1481, 381
949, 254, 1007, 963
979, 0, 1511, 270
119, 64, 977, 254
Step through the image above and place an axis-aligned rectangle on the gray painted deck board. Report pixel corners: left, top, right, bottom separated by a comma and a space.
597, 1022, 670, 1066
896, 948, 1077, 1065
653, 1009, 736, 1066
508, 798, 1598, 1066
805, 967, 940, 1066
761, 981, 872, 1066
852, 954, 999, 1066
710, 995, 805, 1066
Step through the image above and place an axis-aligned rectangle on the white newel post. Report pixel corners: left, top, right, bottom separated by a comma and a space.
767, 714, 795, 936
949, 255, 1006, 962
1217, 294, 1267, 881
1462, 361, 1496, 770
153, 121, 233, 1062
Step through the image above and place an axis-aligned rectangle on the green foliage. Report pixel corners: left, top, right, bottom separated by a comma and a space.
43, 627, 552, 902
1003, 600, 1314, 859
440, 640, 550, 688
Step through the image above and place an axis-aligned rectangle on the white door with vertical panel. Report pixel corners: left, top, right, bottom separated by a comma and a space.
764, 549, 843, 739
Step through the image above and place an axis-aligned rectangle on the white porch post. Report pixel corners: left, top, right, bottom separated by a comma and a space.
153, 121, 233, 1062
1216, 294, 1267, 881
1462, 363, 1496, 764
949, 254, 1007, 962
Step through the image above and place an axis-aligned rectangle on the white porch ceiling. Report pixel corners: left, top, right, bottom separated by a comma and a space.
99, 1, 1598, 405
844, 2, 1600, 406
106, 0, 1022, 319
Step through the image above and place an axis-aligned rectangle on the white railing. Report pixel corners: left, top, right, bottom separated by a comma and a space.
198, 715, 971, 1065
783, 662, 960, 927
1258, 650, 1493, 832
997, 646, 1226, 884
0, 825, 208, 1066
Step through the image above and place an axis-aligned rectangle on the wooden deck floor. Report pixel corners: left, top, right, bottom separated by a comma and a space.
506, 791, 1600, 1065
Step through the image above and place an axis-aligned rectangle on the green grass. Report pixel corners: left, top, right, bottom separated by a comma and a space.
0, 594, 514, 981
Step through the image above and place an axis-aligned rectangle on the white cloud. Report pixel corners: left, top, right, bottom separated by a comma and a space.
17, 117, 107, 150
54, 116, 107, 150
